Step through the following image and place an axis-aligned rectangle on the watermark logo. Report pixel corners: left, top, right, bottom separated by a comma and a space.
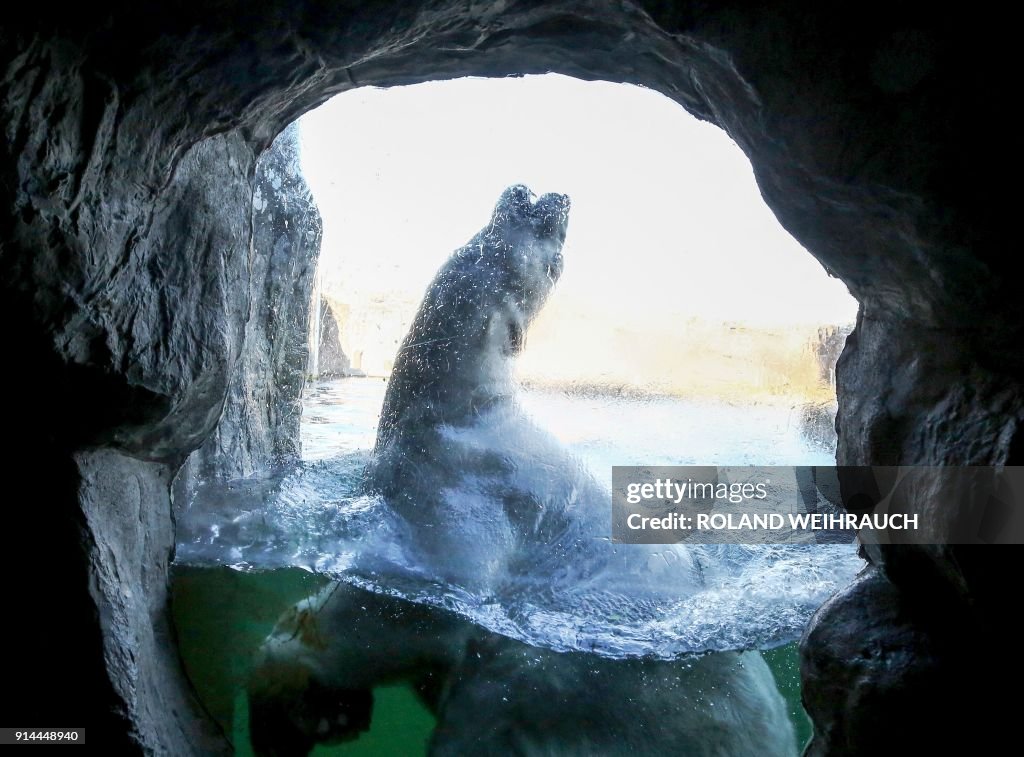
611, 466, 1024, 544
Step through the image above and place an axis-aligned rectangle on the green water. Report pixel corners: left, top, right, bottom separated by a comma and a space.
232, 686, 434, 757
763, 643, 812, 749
172, 567, 437, 755
172, 566, 812, 754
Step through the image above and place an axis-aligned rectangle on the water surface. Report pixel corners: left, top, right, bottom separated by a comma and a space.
173, 378, 857, 753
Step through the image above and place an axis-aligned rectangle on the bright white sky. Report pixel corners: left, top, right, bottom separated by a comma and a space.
299, 74, 857, 328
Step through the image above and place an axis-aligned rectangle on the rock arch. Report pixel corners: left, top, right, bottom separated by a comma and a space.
1, 3, 1016, 753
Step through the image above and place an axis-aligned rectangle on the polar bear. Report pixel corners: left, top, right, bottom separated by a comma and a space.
374, 184, 571, 450
431, 630, 795, 756
248, 583, 471, 755
249, 583, 796, 756
247, 186, 797, 756
365, 184, 610, 592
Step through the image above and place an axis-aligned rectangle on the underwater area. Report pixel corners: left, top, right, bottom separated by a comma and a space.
173, 567, 808, 756
173, 378, 862, 754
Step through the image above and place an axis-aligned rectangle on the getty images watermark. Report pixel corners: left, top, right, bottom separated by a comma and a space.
611, 466, 1024, 544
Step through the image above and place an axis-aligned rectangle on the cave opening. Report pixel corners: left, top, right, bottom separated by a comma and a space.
299, 75, 858, 466
172, 75, 863, 755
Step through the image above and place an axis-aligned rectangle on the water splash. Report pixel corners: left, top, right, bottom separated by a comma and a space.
176, 441, 862, 659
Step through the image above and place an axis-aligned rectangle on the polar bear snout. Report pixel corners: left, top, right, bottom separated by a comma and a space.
493, 185, 570, 238
485, 185, 571, 296
534, 191, 570, 222
534, 192, 571, 242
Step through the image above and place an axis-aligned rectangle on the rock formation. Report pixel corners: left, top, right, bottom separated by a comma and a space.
175, 123, 322, 494
314, 297, 353, 378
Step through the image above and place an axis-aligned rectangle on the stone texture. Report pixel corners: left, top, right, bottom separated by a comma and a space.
175, 123, 322, 493
315, 298, 353, 378
0, 2, 1018, 753
78, 449, 227, 754
800, 566, 1000, 755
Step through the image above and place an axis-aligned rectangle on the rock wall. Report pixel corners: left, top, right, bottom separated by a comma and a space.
315, 297, 353, 378
175, 123, 321, 492
1, 2, 1017, 753
0, 97, 256, 750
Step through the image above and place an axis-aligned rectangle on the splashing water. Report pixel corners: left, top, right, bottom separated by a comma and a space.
175, 379, 862, 659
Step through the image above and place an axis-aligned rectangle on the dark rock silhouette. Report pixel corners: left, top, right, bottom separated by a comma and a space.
315, 298, 353, 378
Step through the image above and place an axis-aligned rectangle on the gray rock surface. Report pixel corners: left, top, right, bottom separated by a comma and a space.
78, 449, 227, 754
0, 2, 1018, 753
315, 298, 352, 378
175, 123, 322, 493
800, 566, 991, 755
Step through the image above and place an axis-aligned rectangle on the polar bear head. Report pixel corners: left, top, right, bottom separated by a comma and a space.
375, 185, 570, 448
474, 185, 571, 355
